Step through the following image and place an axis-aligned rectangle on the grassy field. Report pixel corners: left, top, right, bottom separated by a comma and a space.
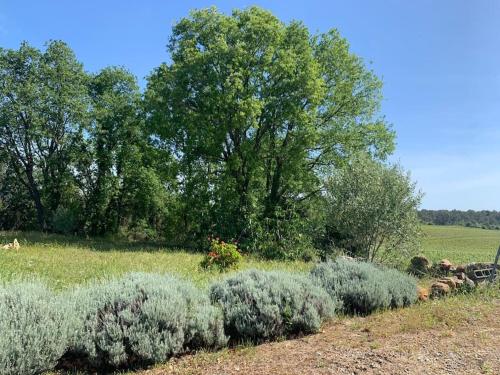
0, 231, 309, 290
0, 225, 499, 290
421, 224, 500, 264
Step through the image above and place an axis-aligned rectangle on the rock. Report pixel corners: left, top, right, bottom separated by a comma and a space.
454, 278, 464, 288
455, 265, 466, 273
439, 259, 453, 271
417, 286, 429, 301
431, 282, 451, 298
437, 277, 457, 290
1, 239, 20, 250
455, 271, 466, 280
408, 255, 432, 277
463, 277, 475, 289
429, 259, 454, 277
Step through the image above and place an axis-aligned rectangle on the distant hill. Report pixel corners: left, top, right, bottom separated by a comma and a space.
419, 209, 500, 230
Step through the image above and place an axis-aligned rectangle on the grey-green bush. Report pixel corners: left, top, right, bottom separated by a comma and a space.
0, 281, 68, 375
310, 258, 417, 315
64, 273, 226, 369
210, 269, 336, 342
383, 267, 418, 308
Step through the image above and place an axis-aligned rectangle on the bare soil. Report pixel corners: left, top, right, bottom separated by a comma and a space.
140, 299, 499, 375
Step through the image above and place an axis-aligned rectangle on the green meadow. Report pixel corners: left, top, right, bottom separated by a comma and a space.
0, 225, 498, 290
421, 224, 500, 264
0, 231, 309, 290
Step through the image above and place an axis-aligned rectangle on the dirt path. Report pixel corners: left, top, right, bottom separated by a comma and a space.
140, 299, 500, 375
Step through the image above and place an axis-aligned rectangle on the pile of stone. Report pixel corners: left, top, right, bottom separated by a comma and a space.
409, 255, 497, 300
1, 238, 20, 250
429, 273, 475, 299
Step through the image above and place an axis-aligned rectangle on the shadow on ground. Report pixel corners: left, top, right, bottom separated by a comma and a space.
0, 231, 199, 253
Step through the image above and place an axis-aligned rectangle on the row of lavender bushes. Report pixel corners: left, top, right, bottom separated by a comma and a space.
0, 258, 417, 374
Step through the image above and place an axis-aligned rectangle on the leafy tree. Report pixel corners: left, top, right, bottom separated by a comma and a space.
83, 67, 142, 234
146, 7, 394, 255
0, 41, 88, 230
322, 155, 422, 265
73, 66, 169, 237
0, 157, 37, 230
419, 209, 500, 230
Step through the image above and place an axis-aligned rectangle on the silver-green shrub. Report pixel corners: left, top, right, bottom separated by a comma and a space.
382, 267, 418, 308
64, 273, 226, 369
310, 259, 390, 314
310, 258, 417, 315
210, 269, 336, 342
0, 281, 68, 375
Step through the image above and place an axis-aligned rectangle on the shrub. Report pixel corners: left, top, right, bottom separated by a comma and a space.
210, 269, 336, 342
383, 267, 418, 308
310, 259, 390, 315
0, 281, 69, 375
52, 205, 79, 234
64, 273, 226, 369
310, 258, 417, 315
321, 155, 422, 266
200, 238, 242, 271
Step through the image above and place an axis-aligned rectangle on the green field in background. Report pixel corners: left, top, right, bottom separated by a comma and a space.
421, 225, 500, 264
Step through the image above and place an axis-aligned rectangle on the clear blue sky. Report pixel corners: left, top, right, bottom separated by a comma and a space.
1, 0, 499, 210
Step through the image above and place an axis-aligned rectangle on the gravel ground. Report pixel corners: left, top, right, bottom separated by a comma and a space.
139, 300, 499, 375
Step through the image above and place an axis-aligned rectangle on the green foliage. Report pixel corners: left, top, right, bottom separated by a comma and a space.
419, 209, 500, 230
146, 6, 394, 257
247, 206, 319, 261
210, 269, 336, 342
0, 281, 69, 375
51, 205, 79, 234
0, 7, 399, 259
0, 7, 404, 261
0, 41, 89, 230
0, 162, 37, 230
64, 273, 227, 369
0, 43, 164, 237
310, 258, 417, 315
322, 155, 422, 265
200, 238, 242, 271
382, 267, 418, 308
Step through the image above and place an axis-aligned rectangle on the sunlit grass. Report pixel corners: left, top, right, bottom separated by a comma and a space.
0, 231, 310, 290
1, 225, 499, 290
421, 225, 500, 264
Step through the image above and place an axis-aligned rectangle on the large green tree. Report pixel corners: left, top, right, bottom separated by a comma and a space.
0, 41, 88, 230
86, 67, 142, 234
74, 66, 168, 236
146, 7, 394, 255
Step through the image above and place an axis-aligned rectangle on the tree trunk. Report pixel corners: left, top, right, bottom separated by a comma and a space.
25, 171, 46, 231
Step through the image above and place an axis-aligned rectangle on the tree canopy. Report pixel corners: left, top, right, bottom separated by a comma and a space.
0, 7, 420, 260
145, 7, 395, 256
322, 155, 422, 265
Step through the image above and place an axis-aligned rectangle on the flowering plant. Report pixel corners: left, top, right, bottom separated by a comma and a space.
200, 237, 242, 271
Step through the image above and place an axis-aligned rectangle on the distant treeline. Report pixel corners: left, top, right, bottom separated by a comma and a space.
419, 210, 500, 230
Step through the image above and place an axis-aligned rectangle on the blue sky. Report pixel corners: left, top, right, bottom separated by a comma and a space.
1, 0, 499, 210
